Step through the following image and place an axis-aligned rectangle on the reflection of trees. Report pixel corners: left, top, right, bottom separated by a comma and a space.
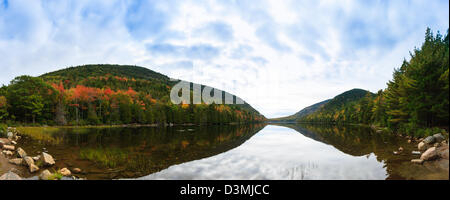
20, 124, 267, 179
271, 123, 421, 180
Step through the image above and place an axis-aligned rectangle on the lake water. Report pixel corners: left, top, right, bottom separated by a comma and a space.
12, 124, 449, 180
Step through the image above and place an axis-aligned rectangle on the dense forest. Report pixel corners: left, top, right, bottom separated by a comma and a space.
295, 28, 449, 137
0, 65, 265, 127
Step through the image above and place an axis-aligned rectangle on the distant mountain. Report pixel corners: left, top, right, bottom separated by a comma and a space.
271, 99, 330, 122
272, 88, 373, 122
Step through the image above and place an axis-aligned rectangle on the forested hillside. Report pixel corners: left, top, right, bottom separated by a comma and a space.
296, 28, 449, 137
0, 64, 265, 126
271, 99, 330, 122
298, 89, 374, 123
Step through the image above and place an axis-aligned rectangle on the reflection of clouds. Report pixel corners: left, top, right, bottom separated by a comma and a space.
138, 126, 387, 180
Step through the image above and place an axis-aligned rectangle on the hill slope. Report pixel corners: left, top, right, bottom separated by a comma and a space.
298, 88, 375, 123
1, 64, 265, 125
271, 99, 330, 122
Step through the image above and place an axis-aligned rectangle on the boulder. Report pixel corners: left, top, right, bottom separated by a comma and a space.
423, 136, 435, 144
418, 142, 428, 151
39, 170, 52, 180
40, 152, 55, 166
16, 147, 27, 158
2, 144, 15, 151
0, 171, 22, 180
9, 158, 24, 165
433, 133, 445, 143
411, 159, 424, 164
23, 156, 34, 167
436, 145, 449, 160
59, 168, 71, 176
420, 147, 439, 161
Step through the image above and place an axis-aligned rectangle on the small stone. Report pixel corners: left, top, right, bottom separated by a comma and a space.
398, 147, 404, 151
32, 155, 41, 161
72, 168, 82, 174
11, 141, 17, 145
16, 147, 27, 158
2, 144, 15, 151
29, 163, 39, 173
411, 159, 424, 164
58, 168, 71, 176
39, 170, 52, 180
418, 142, 428, 151
393, 151, 400, 155
420, 147, 439, 161
412, 151, 421, 155
3, 150, 13, 157
8, 158, 24, 165
23, 156, 35, 167
434, 143, 441, 147
407, 139, 412, 143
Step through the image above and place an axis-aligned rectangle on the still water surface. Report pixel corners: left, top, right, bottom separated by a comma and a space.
13, 124, 449, 180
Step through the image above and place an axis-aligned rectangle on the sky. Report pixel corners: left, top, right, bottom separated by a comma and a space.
0, 0, 448, 118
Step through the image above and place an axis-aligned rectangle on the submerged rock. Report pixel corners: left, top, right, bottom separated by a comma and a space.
0, 171, 22, 180
9, 158, 24, 165
411, 159, 424, 164
421, 147, 439, 161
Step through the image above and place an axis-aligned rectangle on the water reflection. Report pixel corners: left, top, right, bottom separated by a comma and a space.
140, 125, 387, 180
16, 124, 265, 179
140, 124, 448, 180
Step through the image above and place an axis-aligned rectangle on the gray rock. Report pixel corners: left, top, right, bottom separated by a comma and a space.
423, 136, 436, 144
40, 152, 55, 166
16, 147, 27, 158
433, 133, 445, 143
0, 171, 22, 180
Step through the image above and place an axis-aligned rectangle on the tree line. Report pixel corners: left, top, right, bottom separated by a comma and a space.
0, 66, 265, 127
299, 28, 449, 137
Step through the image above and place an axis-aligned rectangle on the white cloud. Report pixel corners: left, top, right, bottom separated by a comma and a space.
0, 0, 448, 118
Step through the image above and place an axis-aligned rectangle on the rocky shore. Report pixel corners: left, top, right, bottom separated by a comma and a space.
0, 127, 84, 180
408, 133, 449, 165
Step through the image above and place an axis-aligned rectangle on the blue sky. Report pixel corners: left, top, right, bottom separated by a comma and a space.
0, 0, 448, 118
